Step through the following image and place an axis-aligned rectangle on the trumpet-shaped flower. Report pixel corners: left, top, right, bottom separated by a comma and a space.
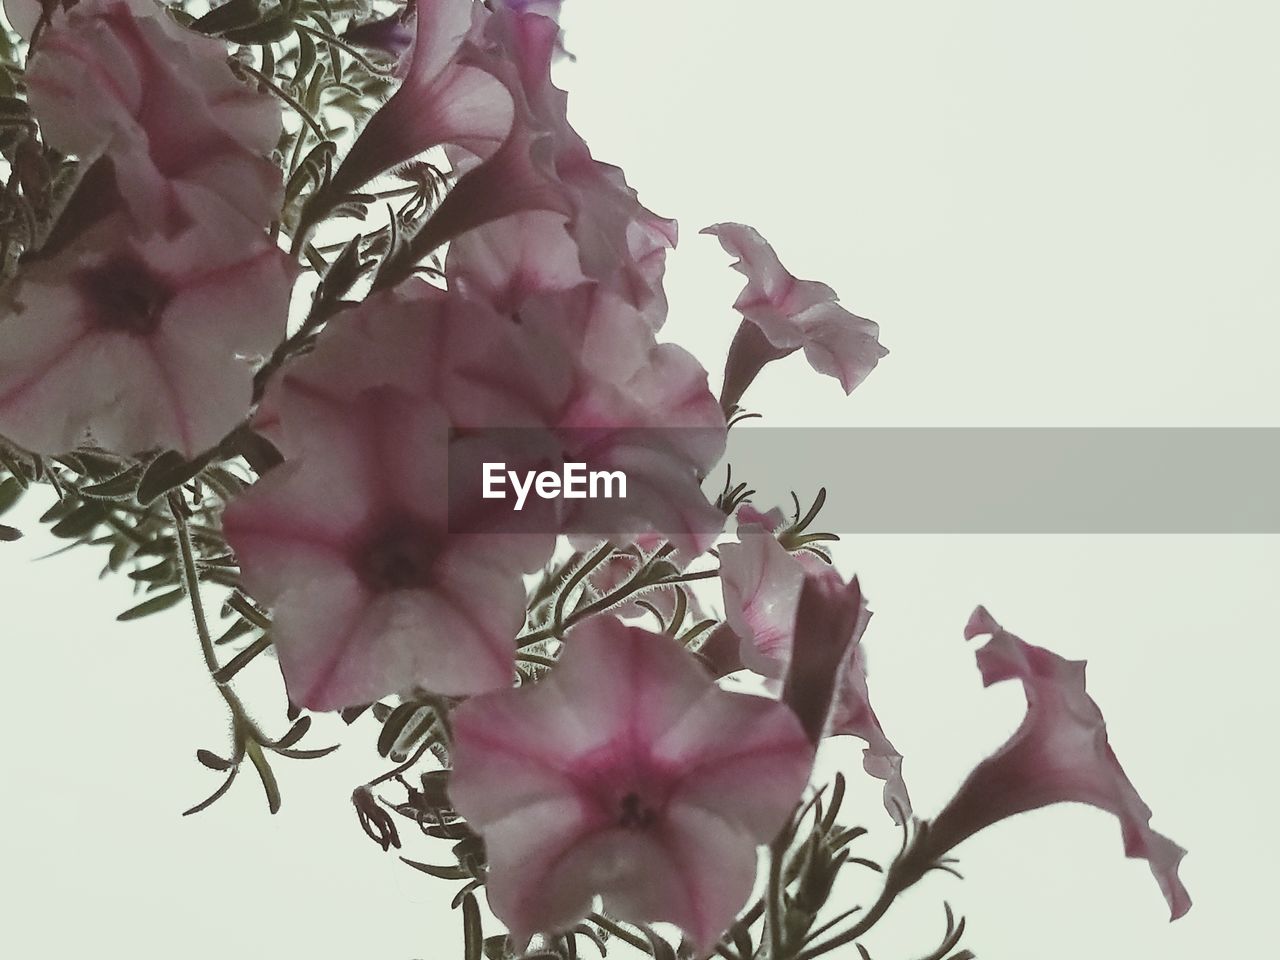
702, 223, 887, 410
409, 6, 671, 304
720, 523, 910, 821
0, 186, 292, 456
322, 0, 514, 206
25, 0, 283, 229
899, 607, 1191, 919
449, 617, 814, 952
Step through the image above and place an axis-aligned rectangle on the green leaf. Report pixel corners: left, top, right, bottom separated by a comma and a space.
400, 857, 470, 881
50, 501, 109, 538
116, 588, 185, 621
128, 560, 174, 583
294, 28, 317, 89
273, 713, 311, 749
136, 450, 209, 504
80, 464, 146, 499
462, 892, 483, 960
196, 749, 234, 771
377, 701, 432, 759
0, 475, 24, 516
192, 0, 265, 35
246, 738, 282, 814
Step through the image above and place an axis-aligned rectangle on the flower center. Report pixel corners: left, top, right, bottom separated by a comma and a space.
617, 791, 657, 831
355, 516, 441, 592
76, 255, 172, 336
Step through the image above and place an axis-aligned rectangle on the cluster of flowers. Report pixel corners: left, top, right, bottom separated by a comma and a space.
0, 0, 1189, 954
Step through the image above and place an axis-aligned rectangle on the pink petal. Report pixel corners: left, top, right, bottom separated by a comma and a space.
657, 686, 814, 840
828, 640, 912, 824
445, 211, 588, 314
719, 524, 806, 677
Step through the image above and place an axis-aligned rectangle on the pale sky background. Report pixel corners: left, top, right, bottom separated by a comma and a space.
3, 1, 1278, 958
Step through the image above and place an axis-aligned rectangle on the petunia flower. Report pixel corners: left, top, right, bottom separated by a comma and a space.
398, 6, 671, 303
445, 211, 590, 316
701, 222, 887, 411
522, 283, 728, 559
0, 185, 293, 457
25, 0, 283, 230
318, 0, 514, 213
448, 616, 815, 952
256, 278, 571, 458
896, 607, 1191, 919
720, 522, 911, 821
223, 383, 557, 710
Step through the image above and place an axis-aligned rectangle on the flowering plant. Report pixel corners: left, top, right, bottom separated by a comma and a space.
0, 2, 1189, 958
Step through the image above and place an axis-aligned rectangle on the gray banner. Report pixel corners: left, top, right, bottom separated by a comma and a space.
721, 428, 1280, 533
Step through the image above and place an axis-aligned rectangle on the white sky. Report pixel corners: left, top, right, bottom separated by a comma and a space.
3, 1, 1277, 958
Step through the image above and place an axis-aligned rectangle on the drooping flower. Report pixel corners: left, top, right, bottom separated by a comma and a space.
0, 185, 293, 457
720, 521, 910, 821
896, 607, 1191, 919
223, 384, 557, 710
401, 5, 672, 303
702, 222, 887, 410
25, 0, 283, 229
449, 616, 814, 952
319, 0, 514, 210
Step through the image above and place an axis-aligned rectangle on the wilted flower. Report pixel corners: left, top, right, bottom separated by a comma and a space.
702, 222, 887, 410
449, 616, 814, 951
25, 0, 283, 229
0, 185, 292, 456
720, 522, 910, 821
896, 607, 1191, 919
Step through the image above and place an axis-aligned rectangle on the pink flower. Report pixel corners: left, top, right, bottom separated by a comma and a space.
701, 222, 887, 410
406, 7, 671, 304
899, 607, 1191, 919
445, 211, 590, 316
449, 616, 814, 951
231, 284, 573, 709
720, 523, 910, 821
257, 279, 571, 457
322, 0, 513, 205
0, 185, 293, 456
522, 284, 728, 558
223, 384, 557, 710
25, 0, 283, 229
